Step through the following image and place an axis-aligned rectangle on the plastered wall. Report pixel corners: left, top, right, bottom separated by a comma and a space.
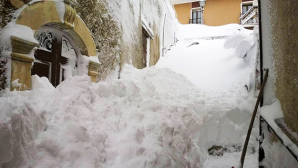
268, 0, 298, 133
204, 0, 242, 26
174, 3, 192, 24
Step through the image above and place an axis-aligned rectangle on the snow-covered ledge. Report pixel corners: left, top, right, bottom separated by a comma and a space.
260, 101, 298, 161
141, 17, 154, 39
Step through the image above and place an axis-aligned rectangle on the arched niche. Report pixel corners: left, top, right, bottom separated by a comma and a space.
15, 1, 97, 56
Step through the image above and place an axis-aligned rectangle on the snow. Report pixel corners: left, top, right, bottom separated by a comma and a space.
55, 0, 66, 23
83, 55, 101, 64
11, 79, 22, 89
141, 17, 154, 39
1, 22, 38, 53
260, 101, 298, 162
0, 23, 264, 168
0, 16, 270, 168
179, 24, 252, 40
260, 101, 298, 167
157, 23, 259, 167
1, 67, 205, 167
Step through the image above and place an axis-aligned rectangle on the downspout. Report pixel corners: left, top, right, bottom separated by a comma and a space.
257, 0, 265, 165
258, 0, 264, 107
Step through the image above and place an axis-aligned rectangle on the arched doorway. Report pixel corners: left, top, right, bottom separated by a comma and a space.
8, 0, 100, 91
32, 26, 79, 87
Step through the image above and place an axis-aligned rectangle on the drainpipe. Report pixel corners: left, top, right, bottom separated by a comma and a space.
258, 0, 264, 107
199, 0, 206, 24
257, 0, 265, 165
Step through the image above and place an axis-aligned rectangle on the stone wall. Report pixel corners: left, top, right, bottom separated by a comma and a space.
76, 0, 121, 80
268, 0, 298, 133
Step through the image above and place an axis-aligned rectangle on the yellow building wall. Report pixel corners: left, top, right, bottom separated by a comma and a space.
204, 0, 241, 26
174, 3, 192, 24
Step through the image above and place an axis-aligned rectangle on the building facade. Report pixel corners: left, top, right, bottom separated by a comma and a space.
171, 0, 258, 28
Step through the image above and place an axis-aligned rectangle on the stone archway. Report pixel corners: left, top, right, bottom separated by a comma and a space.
33, 26, 80, 87
15, 1, 97, 56
9, 0, 100, 90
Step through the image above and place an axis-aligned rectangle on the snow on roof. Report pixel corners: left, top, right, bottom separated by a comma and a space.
141, 17, 154, 39
1, 22, 38, 53
170, 0, 202, 5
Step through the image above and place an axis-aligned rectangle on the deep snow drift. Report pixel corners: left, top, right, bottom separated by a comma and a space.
1, 67, 205, 168
1, 24, 260, 168
157, 24, 259, 167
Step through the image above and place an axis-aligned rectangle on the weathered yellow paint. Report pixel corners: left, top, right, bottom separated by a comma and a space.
16, 1, 61, 30
174, 3, 192, 24
15, 1, 96, 56
73, 16, 97, 56
11, 36, 39, 55
10, 36, 38, 91
10, 0, 25, 8
10, 53, 34, 91
88, 61, 100, 82
204, 0, 241, 26
149, 26, 160, 66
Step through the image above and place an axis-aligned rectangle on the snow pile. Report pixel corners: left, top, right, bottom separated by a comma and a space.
0, 76, 51, 167
1, 66, 213, 168
224, 27, 258, 91
260, 101, 298, 168
0, 22, 38, 54
179, 24, 251, 40
157, 23, 258, 167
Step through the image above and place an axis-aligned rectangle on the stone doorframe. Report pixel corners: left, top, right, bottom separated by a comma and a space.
9, 0, 100, 90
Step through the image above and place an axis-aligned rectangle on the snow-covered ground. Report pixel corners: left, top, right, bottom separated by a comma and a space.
157, 24, 258, 168
0, 24, 259, 168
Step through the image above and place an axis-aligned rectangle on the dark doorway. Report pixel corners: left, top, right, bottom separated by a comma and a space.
142, 30, 148, 68
32, 27, 78, 87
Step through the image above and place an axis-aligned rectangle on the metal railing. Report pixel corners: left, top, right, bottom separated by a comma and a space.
240, 6, 258, 25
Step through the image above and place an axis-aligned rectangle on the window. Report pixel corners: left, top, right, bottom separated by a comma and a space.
242, 4, 253, 15
33, 26, 78, 87
191, 9, 201, 24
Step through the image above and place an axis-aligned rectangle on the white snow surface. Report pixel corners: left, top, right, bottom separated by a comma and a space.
157, 24, 258, 167
1, 22, 38, 53
0, 24, 260, 168
179, 24, 251, 40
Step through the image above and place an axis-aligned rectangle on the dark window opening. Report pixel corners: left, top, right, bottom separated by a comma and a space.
32, 27, 78, 87
190, 9, 201, 24
242, 4, 253, 15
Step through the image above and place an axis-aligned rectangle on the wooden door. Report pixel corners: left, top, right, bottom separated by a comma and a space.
32, 28, 77, 87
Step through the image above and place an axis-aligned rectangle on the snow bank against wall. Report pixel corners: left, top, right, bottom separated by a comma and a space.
0, 65, 212, 168
179, 24, 251, 40
0, 76, 52, 167
224, 26, 259, 91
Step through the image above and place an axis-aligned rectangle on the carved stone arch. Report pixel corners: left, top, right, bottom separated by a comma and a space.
15, 1, 97, 56
9, 1, 100, 90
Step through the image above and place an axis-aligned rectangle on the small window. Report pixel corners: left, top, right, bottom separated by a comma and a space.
191, 9, 201, 24
242, 4, 253, 15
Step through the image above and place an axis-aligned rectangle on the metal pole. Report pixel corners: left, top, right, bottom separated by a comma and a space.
239, 68, 269, 168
